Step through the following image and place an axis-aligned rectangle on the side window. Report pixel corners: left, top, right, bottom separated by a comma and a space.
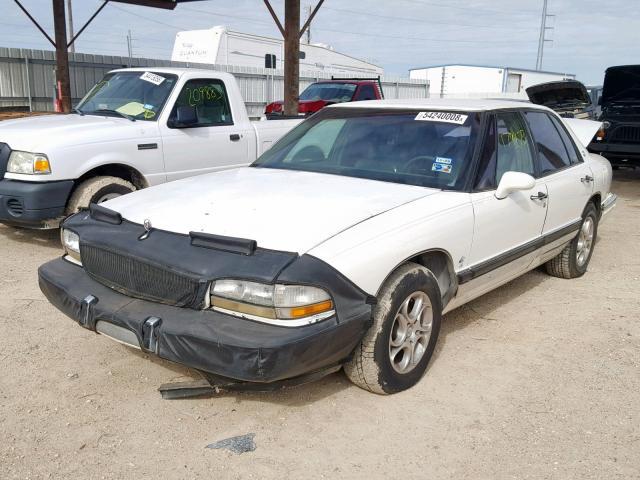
523, 111, 572, 174
169, 79, 233, 127
354, 84, 377, 101
550, 115, 582, 164
495, 112, 535, 184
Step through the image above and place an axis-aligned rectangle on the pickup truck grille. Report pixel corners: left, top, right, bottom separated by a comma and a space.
610, 125, 640, 144
81, 244, 204, 309
0, 143, 10, 180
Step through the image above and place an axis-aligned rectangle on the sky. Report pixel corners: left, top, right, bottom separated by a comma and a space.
1, 0, 639, 84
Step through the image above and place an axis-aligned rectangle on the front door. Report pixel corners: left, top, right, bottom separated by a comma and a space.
160, 78, 250, 182
463, 112, 548, 297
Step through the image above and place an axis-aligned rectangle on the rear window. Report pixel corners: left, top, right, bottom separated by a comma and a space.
253, 108, 481, 190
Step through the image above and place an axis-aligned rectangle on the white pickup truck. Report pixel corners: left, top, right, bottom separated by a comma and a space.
0, 68, 301, 228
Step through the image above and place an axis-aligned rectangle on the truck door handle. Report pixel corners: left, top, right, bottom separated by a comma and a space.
581, 175, 594, 183
530, 192, 548, 201
229, 134, 241, 141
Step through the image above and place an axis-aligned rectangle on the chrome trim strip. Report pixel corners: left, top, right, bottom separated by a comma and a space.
96, 321, 141, 350
601, 193, 617, 218
211, 305, 335, 327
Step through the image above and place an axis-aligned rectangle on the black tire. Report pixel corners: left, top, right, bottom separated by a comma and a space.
344, 263, 442, 394
546, 202, 599, 279
66, 176, 135, 215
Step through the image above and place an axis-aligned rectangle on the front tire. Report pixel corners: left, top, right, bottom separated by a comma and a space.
545, 202, 598, 279
344, 263, 442, 394
66, 176, 135, 215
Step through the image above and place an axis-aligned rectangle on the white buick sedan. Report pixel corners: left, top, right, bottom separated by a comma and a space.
39, 99, 616, 394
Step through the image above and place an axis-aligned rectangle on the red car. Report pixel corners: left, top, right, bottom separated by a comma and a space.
265, 78, 384, 116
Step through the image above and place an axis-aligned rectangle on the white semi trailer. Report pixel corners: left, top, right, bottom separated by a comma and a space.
409, 64, 575, 98
171, 26, 383, 76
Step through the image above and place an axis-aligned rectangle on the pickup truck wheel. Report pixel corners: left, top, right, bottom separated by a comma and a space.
344, 263, 442, 394
66, 176, 135, 215
545, 203, 599, 279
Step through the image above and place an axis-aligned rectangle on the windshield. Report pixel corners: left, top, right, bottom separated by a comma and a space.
252, 108, 481, 190
76, 71, 178, 121
299, 83, 357, 103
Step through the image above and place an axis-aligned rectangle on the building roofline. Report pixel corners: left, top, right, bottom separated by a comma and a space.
409, 63, 575, 77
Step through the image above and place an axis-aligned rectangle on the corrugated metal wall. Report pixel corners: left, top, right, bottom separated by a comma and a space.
0, 47, 429, 117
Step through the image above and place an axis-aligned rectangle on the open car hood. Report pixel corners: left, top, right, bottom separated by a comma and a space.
601, 65, 640, 106
526, 80, 591, 110
102, 167, 436, 254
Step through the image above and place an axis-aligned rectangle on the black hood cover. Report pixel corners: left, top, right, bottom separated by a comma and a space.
601, 65, 640, 105
526, 80, 591, 108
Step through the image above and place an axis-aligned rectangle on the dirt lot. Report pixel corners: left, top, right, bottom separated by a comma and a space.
1, 171, 638, 480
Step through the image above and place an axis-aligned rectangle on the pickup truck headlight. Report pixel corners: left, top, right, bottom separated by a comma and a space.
211, 280, 334, 326
61, 228, 82, 265
7, 151, 51, 174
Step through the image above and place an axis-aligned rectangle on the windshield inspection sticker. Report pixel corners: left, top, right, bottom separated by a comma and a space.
139, 72, 165, 86
415, 111, 468, 125
432, 162, 452, 174
435, 157, 452, 165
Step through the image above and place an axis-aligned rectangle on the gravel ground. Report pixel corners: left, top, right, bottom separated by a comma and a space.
1, 170, 638, 479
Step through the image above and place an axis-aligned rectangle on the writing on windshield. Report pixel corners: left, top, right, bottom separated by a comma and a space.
76, 72, 177, 121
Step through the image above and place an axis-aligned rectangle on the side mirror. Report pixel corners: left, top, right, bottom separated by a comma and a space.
495, 172, 536, 200
172, 105, 198, 127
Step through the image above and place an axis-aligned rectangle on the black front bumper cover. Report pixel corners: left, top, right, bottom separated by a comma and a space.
39, 255, 373, 383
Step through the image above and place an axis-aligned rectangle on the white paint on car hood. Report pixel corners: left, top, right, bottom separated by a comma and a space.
103, 167, 437, 254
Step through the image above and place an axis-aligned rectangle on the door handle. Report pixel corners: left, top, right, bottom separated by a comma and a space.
581, 175, 594, 183
229, 133, 241, 141
530, 192, 548, 201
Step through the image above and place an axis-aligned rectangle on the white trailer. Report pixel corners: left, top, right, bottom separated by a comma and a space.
172, 26, 383, 76
409, 64, 575, 99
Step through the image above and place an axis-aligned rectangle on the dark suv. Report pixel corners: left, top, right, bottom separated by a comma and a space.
589, 65, 640, 167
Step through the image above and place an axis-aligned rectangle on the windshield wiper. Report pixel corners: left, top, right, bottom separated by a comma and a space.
72, 107, 85, 116
93, 108, 136, 122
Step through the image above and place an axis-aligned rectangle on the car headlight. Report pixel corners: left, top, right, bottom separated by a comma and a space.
61, 228, 82, 265
7, 151, 51, 174
211, 280, 334, 326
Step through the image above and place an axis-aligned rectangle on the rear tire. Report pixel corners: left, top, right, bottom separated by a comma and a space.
66, 176, 135, 215
545, 203, 598, 279
344, 263, 442, 394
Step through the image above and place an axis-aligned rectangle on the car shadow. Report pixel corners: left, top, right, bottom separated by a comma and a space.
429, 269, 549, 367
0, 224, 60, 249
124, 344, 352, 406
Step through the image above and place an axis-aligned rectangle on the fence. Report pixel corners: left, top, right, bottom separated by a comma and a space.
0, 47, 430, 118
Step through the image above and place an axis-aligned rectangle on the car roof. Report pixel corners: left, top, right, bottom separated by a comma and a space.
330, 97, 553, 112
109, 67, 234, 80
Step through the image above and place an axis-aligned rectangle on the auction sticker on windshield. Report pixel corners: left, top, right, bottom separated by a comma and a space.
415, 111, 468, 125
139, 72, 165, 86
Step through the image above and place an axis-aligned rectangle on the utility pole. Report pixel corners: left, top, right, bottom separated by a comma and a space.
305, 4, 312, 44
127, 30, 133, 66
536, 0, 554, 70
52, 0, 72, 112
283, 0, 300, 116
66, 0, 75, 53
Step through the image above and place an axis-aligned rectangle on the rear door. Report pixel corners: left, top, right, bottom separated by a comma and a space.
522, 110, 593, 238
160, 78, 251, 181
465, 111, 548, 288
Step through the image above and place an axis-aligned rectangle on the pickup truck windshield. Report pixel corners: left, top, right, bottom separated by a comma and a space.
253, 108, 480, 189
76, 71, 178, 121
299, 83, 357, 103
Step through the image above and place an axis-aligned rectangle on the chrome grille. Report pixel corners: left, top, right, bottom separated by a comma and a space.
81, 244, 203, 308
